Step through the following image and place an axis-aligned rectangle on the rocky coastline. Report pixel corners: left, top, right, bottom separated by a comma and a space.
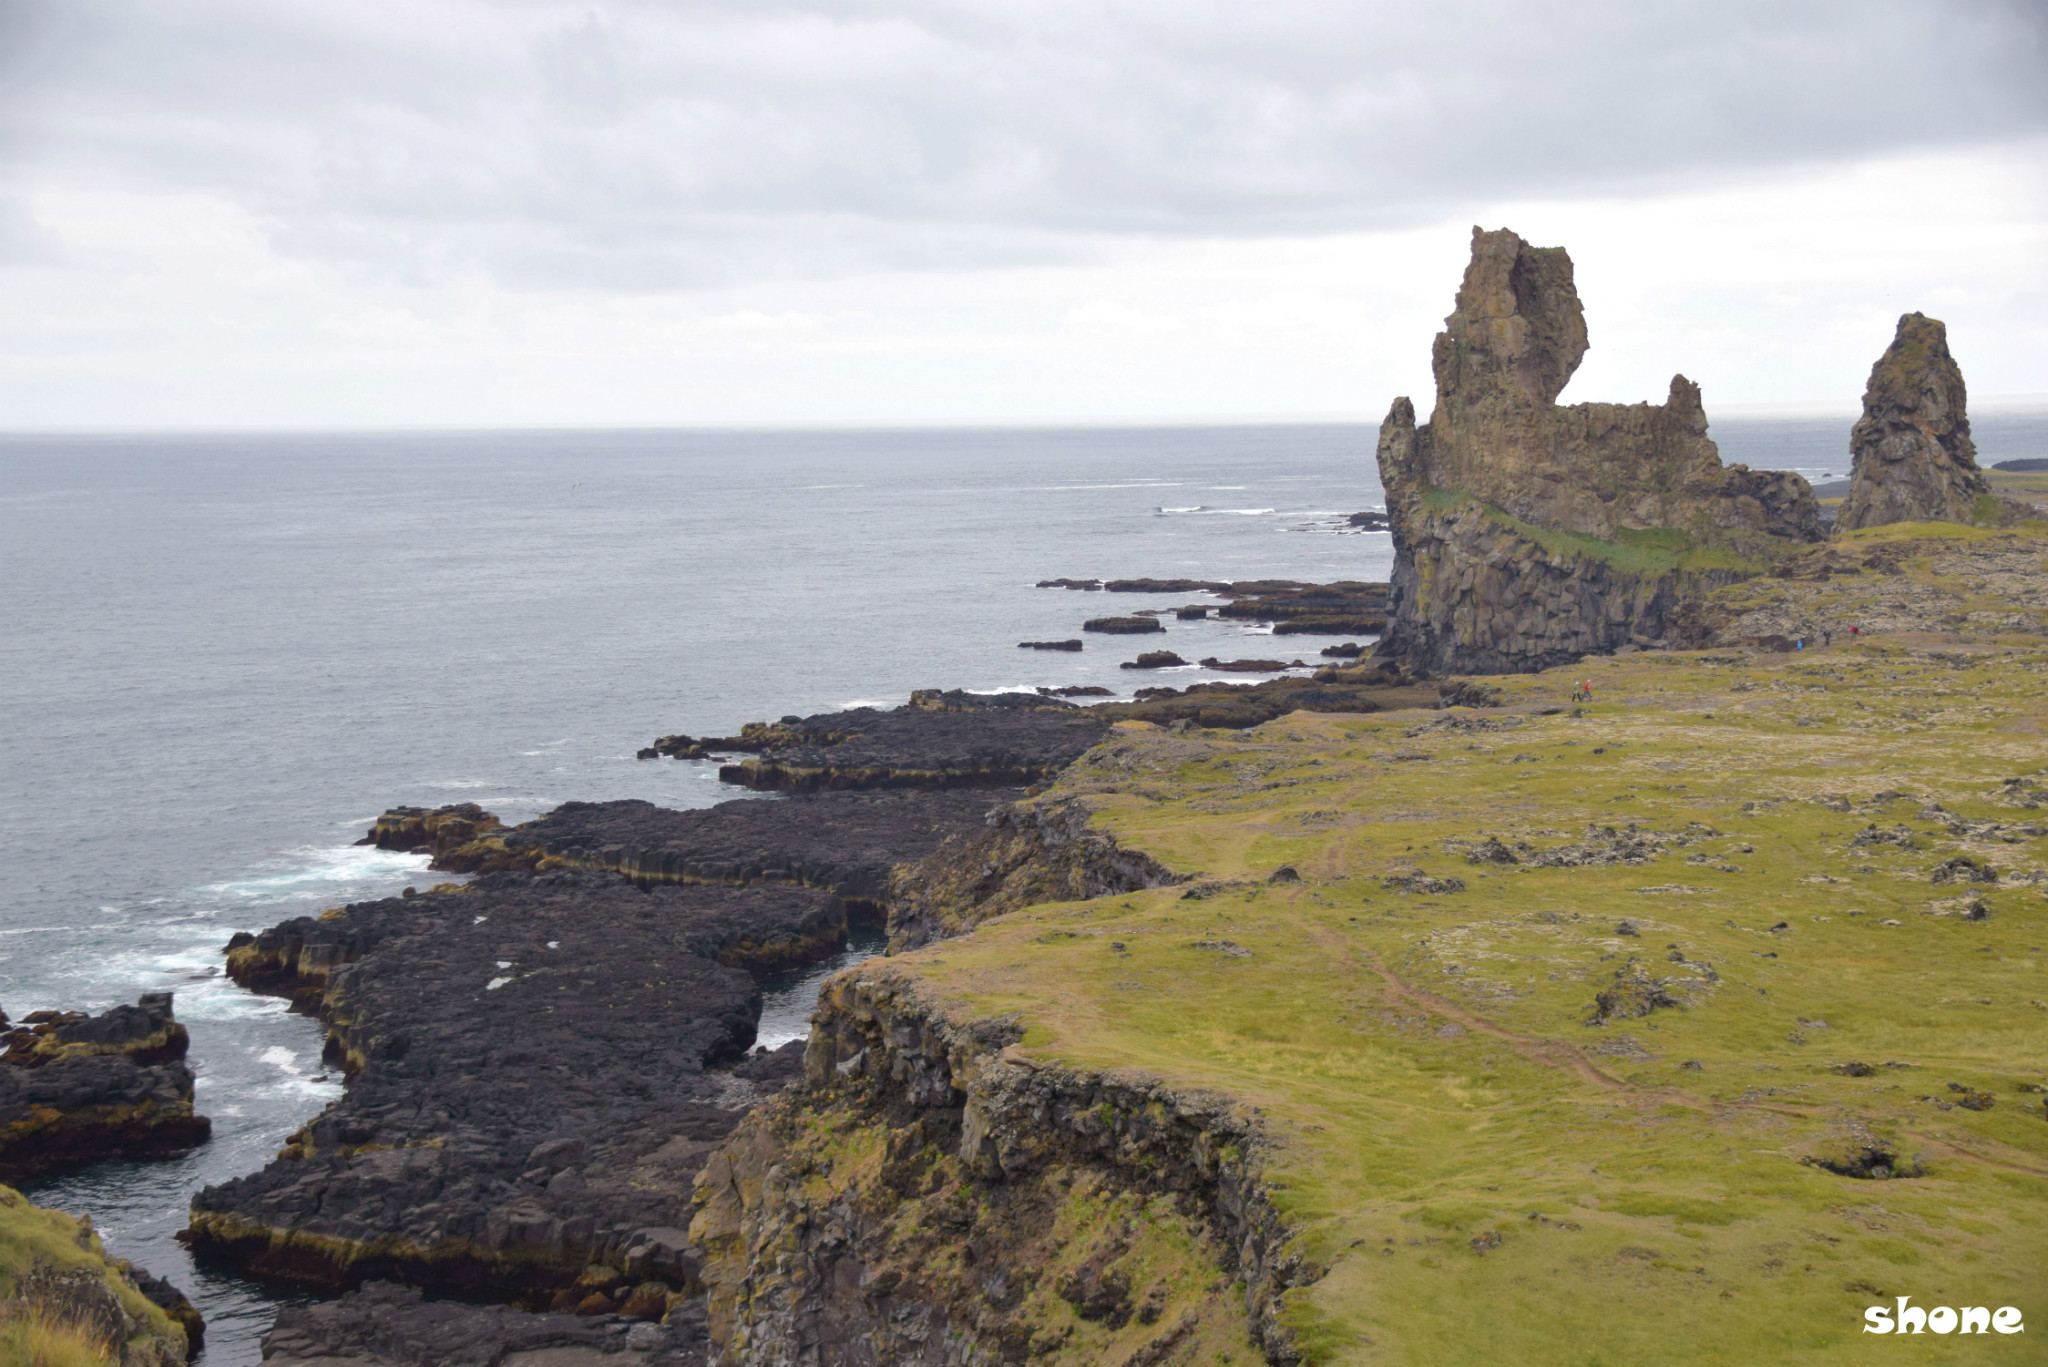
24, 227, 2045, 1366
0, 994, 211, 1186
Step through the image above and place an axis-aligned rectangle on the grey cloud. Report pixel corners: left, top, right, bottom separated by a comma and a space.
2, 0, 2043, 289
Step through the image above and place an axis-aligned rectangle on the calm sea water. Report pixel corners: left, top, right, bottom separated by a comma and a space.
2, 412, 2041, 1362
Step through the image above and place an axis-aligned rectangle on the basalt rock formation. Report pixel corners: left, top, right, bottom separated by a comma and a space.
691, 968, 1306, 1366
1375, 227, 1823, 674
1836, 313, 2000, 532
640, 703, 1109, 793
0, 994, 211, 1183
358, 803, 504, 860
260, 1278, 705, 1366
885, 799, 1185, 950
485, 789, 1016, 912
194, 872, 828, 1300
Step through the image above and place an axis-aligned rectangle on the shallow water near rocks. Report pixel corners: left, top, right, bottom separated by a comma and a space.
5, 414, 2039, 1362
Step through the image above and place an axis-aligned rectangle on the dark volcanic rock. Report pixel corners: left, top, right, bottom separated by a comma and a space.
1088, 671, 1424, 731
905, 688, 1070, 711
358, 804, 505, 860
1196, 657, 1308, 673
1837, 313, 2002, 532
501, 790, 1014, 911
714, 707, 1109, 793
886, 800, 1185, 949
195, 871, 824, 1298
1374, 227, 1823, 674
1037, 685, 1112, 698
1, 1053, 211, 1184
1017, 639, 1084, 651
261, 1280, 706, 1366
0, 993, 210, 1183
1119, 651, 1187, 670
2, 990, 189, 1069
1082, 616, 1165, 634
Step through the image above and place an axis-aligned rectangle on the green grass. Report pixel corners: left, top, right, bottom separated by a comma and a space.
0, 1185, 185, 1363
1417, 488, 1778, 575
878, 627, 2048, 1364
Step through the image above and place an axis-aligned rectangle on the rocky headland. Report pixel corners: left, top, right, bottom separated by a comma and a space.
0, 994, 211, 1185
1373, 228, 1823, 674
132, 231, 2048, 1366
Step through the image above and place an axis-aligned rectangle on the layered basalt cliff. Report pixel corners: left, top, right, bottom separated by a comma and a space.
0, 994, 211, 1183
691, 968, 1306, 1367
1375, 228, 1823, 673
1836, 312, 2005, 532
884, 798, 1185, 950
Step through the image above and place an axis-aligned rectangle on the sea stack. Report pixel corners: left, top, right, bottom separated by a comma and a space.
1374, 227, 1823, 674
1835, 312, 1993, 532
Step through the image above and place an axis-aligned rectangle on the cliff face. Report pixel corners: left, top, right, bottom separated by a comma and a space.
1836, 312, 1994, 532
1376, 228, 1823, 674
690, 968, 1303, 1367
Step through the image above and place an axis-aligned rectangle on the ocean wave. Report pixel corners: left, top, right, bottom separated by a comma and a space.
1156, 505, 1277, 516
197, 845, 431, 903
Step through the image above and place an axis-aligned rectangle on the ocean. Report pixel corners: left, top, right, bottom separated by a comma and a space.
2, 412, 2042, 1362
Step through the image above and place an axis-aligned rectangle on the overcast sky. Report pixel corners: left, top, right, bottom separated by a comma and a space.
1, 0, 2043, 427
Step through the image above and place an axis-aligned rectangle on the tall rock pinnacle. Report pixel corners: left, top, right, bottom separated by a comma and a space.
1373, 228, 1823, 674
1836, 313, 1991, 532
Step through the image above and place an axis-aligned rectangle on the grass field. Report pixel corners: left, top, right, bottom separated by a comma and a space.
870, 532, 2048, 1364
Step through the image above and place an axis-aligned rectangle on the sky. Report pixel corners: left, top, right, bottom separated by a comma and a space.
0, 0, 2044, 428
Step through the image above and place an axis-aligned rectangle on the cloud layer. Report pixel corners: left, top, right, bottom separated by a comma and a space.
0, 0, 2042, 424
6, 0, 2045, 286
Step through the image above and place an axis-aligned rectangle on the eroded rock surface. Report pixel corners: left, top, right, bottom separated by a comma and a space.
691, 969, 1300, 1366
885, 799, 1184, 950
495, 790, 1019, 913
260, 1280, 707, 1366
1375, 227, 1822, 673
1837, 313, 1996, 532
640, 705, 1109, 793
0, 994, 211, 1183
194, 873, 826, 1298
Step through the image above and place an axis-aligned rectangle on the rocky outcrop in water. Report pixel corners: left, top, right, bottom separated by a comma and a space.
358, 803, 504, 859
639, 702, 1109, 793
479, 790, 1018, 914
0, 994, 211, 1183
1836, 313, 2000, 532
691, 968, 1306, 1365
1374, 227, 1823, 674
194, 872, 828, 1300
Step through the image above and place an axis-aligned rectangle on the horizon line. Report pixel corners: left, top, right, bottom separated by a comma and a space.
1, 393, 2043, 438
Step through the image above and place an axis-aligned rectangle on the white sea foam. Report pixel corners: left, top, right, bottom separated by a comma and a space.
198, 845, 430, 903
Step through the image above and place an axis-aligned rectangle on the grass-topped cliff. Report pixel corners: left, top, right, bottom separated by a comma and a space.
717, 522, 2048, 1365
0, 1184, 192, 1366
